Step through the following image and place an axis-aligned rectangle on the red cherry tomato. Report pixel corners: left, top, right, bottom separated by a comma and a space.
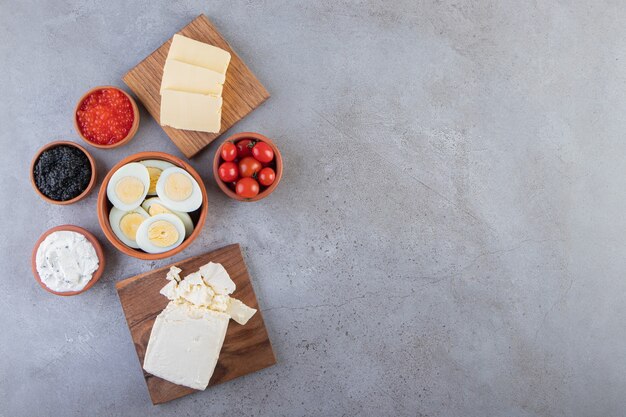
218, 162, 239, 182
236, 177, 259, 198
258, 167, 276, 186
220, 142, 237, 162
252, 141, 274, 163
236, 139, 254, 159
238, 157, 262, 178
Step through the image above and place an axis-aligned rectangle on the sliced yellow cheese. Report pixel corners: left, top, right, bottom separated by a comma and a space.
167, 34, 231, 75
160, 60, 225, 95
160, 89, 222, 133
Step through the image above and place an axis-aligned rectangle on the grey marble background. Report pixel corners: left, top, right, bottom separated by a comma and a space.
2, 1, 626, 416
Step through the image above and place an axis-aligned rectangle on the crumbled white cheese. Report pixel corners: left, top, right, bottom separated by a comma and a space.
181, 285, 214, 306
159, 280, 178, 299
158, 262, 251, 319
165, 266, 182, 282
226, 298, 257, 325
143, 261, 258, 390
209, 294, 229, 312
199, 262, 236, 295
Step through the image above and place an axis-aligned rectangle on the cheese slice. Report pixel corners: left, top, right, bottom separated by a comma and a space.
143, 302, 229, 390
160, 89, 222, 133
167, 34, 231, 75
160, 60, 225, 95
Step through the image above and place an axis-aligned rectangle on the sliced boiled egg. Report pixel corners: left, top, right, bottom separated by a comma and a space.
135, 213, 185, 254
141, 197, 194, 238
107, 162, 150, 211
156, 167, 202, 212
109, 206, 149, 249
139, 160, 176, 195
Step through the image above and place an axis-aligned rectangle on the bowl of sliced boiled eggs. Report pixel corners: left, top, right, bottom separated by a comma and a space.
97, 152, 207, 260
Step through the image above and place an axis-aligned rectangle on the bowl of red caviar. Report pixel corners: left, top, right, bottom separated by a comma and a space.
74, 86, 140, 149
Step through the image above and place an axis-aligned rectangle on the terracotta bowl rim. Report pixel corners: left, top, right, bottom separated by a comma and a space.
30, 140, 97, 205
31, 225, 106, 296
213, 132, 283, 202
73, 85, 140, 149
97, 151, 208, 260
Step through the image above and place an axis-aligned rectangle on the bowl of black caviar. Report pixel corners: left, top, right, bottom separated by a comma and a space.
30, 141, 97, 205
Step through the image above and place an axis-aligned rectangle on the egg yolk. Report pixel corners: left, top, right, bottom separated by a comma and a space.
146, 167, 163, 194
148, 203, 172, 216
119, 212, 145, 240
164, 172, 193, 201
148, 220, 179, 247
115, 176, 145, 204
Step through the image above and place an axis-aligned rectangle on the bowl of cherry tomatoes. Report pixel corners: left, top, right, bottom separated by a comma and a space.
213, 132, 283, 201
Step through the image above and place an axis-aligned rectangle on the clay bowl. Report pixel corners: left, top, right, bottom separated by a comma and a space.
97, 151, 208, 260
74, 85, 140, 149
31, 225, 106, 296
213, 132, 283, 202
30, 141, 97, 205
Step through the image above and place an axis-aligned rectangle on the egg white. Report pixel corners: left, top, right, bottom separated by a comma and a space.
107, 162, 150, 211
109, 206, 149, 249
139, 160, 176, 195
141, 197, 194, 238
155, 167, 203, 212
135, 213, 186, 254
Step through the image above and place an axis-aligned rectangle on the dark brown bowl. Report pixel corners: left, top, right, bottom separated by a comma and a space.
74, 85, 140, 149
97, 151, 208, 260
30, 141, 97, 205
213, 132, 283, 202
31, 225, 106, 296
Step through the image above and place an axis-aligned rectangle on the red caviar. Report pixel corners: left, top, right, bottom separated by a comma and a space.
76, 88, 134, 145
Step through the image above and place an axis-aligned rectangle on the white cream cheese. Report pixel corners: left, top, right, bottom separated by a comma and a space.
35, 231, 99, 292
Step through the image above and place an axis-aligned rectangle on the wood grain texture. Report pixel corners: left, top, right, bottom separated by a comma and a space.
115, 244, 276, 405
123, 15, 270, 158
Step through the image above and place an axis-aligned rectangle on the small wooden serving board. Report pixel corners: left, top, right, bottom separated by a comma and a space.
123, 15, 270, 158
115, 244, 276, 404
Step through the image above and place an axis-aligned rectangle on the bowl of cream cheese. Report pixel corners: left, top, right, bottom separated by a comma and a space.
31, 225, 105, 296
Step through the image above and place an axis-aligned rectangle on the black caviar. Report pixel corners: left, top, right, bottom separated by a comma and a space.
33, 145, 92, 201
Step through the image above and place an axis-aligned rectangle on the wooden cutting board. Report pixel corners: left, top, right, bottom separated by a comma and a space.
115, 244, 276, 404
123, 15, 270, 158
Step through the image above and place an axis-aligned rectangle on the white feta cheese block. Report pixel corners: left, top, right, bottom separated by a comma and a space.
143, 302, 229, 390
199, 262, 236, 295
226, 298, 257, 325
161, 59, 225, 95
160, 89, 222, 133
167, 34, 231, 75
